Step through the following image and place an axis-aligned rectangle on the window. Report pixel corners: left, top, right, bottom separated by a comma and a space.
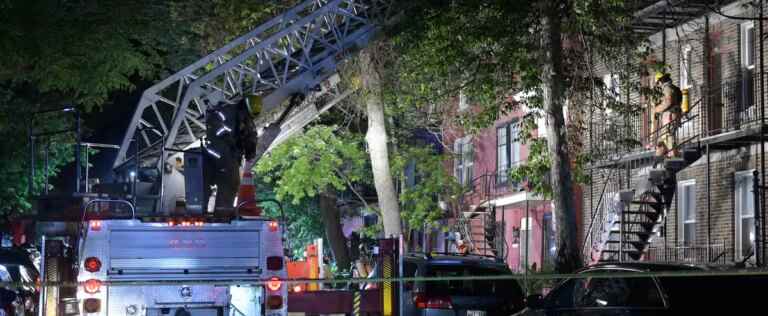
677, 180, 696, 247
735, 171, 756, 260
680, 45, 692, 89
548, 275, 664, 309
496, 121, 521, 184
741, 22, 755, 69
603, 74, 621, 101
425, 266, 521, 297
454, 137, 473, 186
739, 22, 756, 115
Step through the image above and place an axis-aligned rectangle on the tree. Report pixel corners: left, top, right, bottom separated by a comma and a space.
256, 126, 370, 271
0, 0, 300, 217
539, 0, 580, 273
389, 0, 646, 272
391, 145, 464, 232
359, 46, 403, 237
0, 0, 200, 216
257, 180, 324, 258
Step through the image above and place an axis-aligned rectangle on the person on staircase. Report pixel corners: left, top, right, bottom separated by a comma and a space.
652, 72, 683, 159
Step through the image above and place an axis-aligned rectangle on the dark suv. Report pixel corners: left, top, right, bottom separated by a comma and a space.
518, 262, 768, 315
0, 248, 39, 316
403, 253, 524, 316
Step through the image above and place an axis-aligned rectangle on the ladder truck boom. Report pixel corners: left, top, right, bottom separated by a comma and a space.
113, 0, 390, 185
35, 2, 393, 316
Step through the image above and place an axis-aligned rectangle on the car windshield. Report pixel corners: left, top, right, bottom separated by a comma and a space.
425, 265, 515, 296
548, 272, 664, 309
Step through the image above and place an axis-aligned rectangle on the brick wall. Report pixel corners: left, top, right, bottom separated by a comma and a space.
582, 0, 768, 264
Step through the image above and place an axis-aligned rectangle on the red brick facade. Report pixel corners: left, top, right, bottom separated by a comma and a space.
583, 0, 768, 265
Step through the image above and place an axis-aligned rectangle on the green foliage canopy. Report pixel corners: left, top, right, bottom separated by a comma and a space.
256, 125, 369, 205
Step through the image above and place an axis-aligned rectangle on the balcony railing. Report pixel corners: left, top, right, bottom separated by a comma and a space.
644, 244, 733, 265
589, 71, 765, 163
705, 70, 764, 136
458, 170, 525, 212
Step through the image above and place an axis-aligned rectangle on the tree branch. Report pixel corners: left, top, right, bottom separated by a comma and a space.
333, 166, 371, 212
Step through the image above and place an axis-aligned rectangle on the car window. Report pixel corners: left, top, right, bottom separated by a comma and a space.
18, 266, 34, 284
548, 276, 663, 309
404, 262, 418, 290
0, 265, 10, 282
425, 265, 518, 297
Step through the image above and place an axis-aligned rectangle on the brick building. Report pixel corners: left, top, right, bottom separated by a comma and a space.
441, 96, 557, 273
583, 0, 768, 266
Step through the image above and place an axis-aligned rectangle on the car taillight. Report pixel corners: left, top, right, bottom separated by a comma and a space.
267, 256, 283, 270
266, 295, 283, 309
266, 277, 282, 291
84, 279, 101, 294
89, 220, 102, 231
414, 293, 453, 310
83, 298, 101, 313
84, 257, 101, 272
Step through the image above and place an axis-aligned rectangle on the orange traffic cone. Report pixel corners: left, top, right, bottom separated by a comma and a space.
237, 170, 261, 217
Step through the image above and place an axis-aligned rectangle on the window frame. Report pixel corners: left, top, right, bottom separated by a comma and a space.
741, 21, 756, 70
496, 121, 521, 185
677, 180, 697, 247
453, 136, 474, 186
735, 170, 756, 261
680, 44, 692, 89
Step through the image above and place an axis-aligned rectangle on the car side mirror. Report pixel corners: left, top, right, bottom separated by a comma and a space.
526, 294, 544, 309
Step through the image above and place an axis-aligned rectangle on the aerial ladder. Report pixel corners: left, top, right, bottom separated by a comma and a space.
111, 0, 392, 214
35, 1, 396, 315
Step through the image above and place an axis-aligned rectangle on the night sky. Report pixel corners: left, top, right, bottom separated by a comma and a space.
51, 83, 149, 193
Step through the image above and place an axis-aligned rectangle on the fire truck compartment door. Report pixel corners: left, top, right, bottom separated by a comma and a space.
108, 229, 261, 273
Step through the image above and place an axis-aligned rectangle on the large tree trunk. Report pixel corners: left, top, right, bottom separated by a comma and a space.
360, 47, 402, 237
541, 1, 581, 273
319, 188, 351, 271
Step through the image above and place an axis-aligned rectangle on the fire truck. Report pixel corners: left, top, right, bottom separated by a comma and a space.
31, 1, 390, 315
72, 205, 287, 316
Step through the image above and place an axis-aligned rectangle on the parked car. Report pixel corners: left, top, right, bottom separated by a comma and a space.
0, 248, 39, 316
402, 253, 525, 316
517, 262, 768, 315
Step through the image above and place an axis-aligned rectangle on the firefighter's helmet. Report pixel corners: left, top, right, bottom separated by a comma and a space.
655, 71, 669, 83
245, 94, 262, 117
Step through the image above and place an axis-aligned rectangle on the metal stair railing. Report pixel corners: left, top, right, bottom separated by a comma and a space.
584, 97, 704, 264
583, 167, 631, 265
581, 167, 620, 263
113, 0, 391, 173
646, 97, 703, 156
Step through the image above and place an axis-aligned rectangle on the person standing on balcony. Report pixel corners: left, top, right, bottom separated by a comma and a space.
652, 72, 683, 158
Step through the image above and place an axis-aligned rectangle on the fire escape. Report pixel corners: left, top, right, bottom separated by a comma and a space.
583, 0, 767, 265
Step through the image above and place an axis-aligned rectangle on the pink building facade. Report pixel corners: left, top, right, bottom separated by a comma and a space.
443, 104, 560, 272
